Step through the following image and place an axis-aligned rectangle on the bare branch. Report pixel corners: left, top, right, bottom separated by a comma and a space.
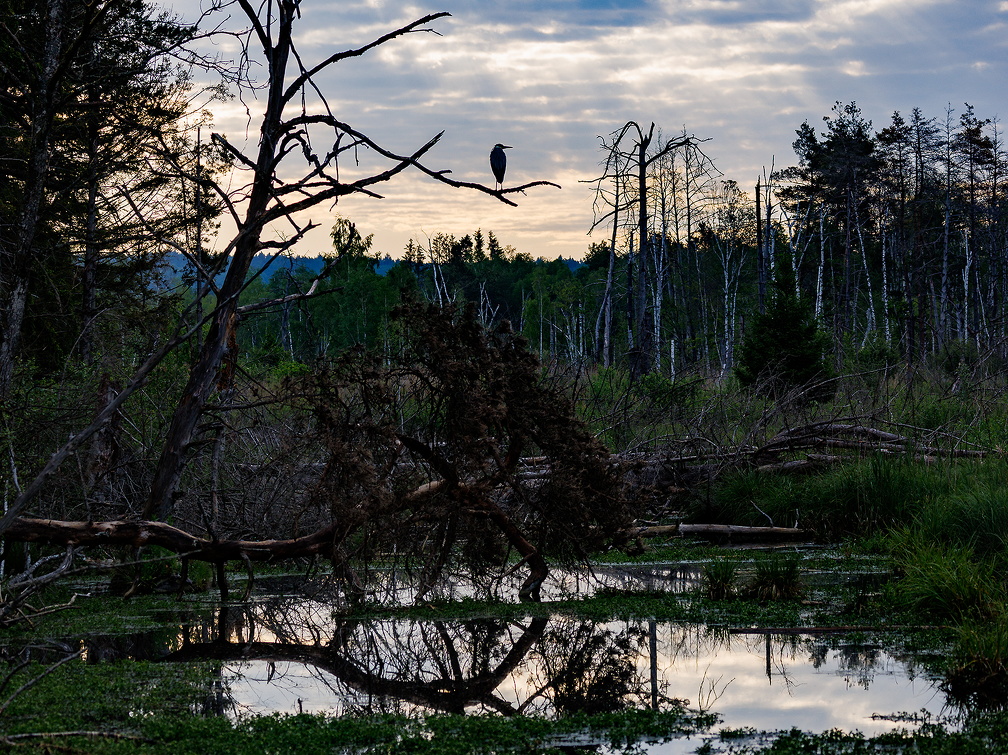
282, 13, 451, 105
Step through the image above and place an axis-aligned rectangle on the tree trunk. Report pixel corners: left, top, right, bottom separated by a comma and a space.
81, 82, 100, 366
756, 177, 765, 314
0, 0, 65, 397
144, 8, 296, 521
5, 517, 345, 563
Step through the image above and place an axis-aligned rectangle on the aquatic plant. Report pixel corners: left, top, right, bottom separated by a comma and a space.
702, 559, 738, 601
891, 536, 1000, 623
911, 483, 1008, 559
945, 619, 1008, 710
745, 553, 803, 602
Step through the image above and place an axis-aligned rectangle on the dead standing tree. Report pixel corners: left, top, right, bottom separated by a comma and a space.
587, 122, 696, 379
142, 5, 559, 523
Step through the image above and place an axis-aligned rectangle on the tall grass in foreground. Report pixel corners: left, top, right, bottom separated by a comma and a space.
885, 476, 1008, 705
909, 483, 1008, 560
887, 477, 1008, 619
946, 619, 1008, 709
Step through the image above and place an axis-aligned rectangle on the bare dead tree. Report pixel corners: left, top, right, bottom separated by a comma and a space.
586, 123, 700, 378
0, 546, 79, 628
142, 5, 559, 522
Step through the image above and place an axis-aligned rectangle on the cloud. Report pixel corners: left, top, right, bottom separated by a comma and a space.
177, 0, 1006, 260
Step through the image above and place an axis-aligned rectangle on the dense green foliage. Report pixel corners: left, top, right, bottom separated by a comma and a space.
734, 262, 835, 397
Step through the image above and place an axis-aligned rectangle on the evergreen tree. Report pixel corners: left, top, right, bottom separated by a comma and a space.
734, 261, 835, 399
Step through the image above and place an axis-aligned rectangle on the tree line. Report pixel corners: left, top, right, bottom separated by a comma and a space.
237, 101, 1006, 388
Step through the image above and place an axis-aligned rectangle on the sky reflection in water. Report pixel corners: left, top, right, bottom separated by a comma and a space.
210, 601, 951, 739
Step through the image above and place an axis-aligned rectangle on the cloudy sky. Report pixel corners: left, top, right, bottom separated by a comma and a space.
185, 0, 1006, 260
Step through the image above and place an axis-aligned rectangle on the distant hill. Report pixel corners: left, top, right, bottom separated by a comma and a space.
160, 252, 401, 284
161, 252, 583, 285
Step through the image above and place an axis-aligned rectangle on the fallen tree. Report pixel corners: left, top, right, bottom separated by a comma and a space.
624, 418, 997, 495
4, 517, 343, 562
2, 303, 631, 604
628, 523, 806, 543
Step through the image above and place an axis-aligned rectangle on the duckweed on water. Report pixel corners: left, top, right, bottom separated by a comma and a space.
1, 707, 717, 754
0, 531, 1000, 754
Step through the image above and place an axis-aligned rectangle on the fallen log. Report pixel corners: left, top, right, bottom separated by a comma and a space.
628, 523, 806, 543
756, 454, 845, 474
3, 517, 347, 562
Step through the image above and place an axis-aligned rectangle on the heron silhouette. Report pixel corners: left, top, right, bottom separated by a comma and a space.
490, 143, 511, 190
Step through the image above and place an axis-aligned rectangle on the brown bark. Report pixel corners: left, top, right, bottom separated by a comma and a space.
629, 523, 806, 543
477, 501, 548, 603
4, 517, 344, 563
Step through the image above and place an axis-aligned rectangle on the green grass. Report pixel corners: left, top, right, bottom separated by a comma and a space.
706, 456, 954, 538
910, 484, 1008, 559
745, 553, 803, 602
946, 619, 1008, 710
890, 537, 1000, 623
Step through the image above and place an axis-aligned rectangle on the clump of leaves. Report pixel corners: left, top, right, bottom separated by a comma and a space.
301, 300, 631, 603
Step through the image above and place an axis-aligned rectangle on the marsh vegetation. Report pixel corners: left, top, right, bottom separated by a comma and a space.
4, 1, 1008, 752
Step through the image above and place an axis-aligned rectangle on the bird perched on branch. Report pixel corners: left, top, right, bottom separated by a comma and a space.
490, 143, 511, 190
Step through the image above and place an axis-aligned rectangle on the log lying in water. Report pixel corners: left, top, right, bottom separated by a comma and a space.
4, 517, 345, 562
629, 523, 806, 543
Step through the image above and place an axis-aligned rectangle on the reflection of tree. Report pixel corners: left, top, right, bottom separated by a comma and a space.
162, 606, 549, 715
740, 632, 887, 692
48, 607, 948, 727
836, 642, 884, 691
138, 606, 693, 720
529, 621, 647, 715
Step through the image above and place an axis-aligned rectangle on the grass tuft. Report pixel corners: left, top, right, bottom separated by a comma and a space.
744, 553, 803, 602
890, 535, 1001, 623
701, 559, 738, 601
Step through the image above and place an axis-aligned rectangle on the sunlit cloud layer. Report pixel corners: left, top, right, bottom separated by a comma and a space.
176, 0, 1006, 259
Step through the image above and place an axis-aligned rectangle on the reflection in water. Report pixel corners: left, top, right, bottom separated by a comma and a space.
266, 562, 706, 608
73, 597, 957, 739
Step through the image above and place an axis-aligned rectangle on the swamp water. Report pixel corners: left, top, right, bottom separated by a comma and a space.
208, 610, 949, 727
59, 560, 958, 752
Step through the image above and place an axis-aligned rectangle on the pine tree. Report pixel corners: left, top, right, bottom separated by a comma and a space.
734, 261, 835, 399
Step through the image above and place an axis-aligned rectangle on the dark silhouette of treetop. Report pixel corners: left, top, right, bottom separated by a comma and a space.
734, 261, 835, 399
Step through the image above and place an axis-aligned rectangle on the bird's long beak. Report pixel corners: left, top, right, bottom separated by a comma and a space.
502, 145, 512, 149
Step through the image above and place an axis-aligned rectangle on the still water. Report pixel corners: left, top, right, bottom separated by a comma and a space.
151, 596, 952, 741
